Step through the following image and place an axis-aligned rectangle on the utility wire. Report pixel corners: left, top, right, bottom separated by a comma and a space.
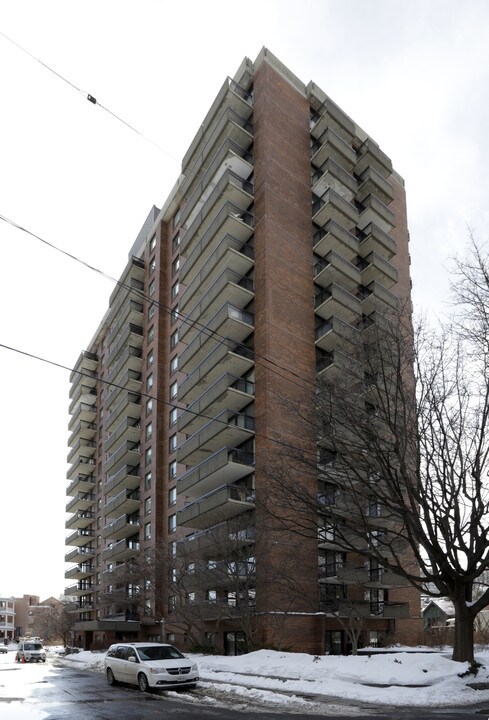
0, 29, 179, 162
0, 341, 320, 463
0, 213, 320, 398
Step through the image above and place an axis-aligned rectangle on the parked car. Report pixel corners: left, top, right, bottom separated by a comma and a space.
104, 642, 199, 692
0, 646, 7, 654
16, 639, 46, 663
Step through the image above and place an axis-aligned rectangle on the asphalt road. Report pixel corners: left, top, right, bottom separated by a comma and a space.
2, 651, 489, 720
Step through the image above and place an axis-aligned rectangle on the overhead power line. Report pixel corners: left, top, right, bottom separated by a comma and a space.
0, 29, 180, 162
0, 212, 319, 398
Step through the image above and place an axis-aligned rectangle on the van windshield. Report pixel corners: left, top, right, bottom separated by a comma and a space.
25, 643, 42, 651
136, 645, 184, 661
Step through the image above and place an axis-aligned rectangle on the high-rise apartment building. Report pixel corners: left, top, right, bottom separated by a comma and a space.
65, 49, 422, 654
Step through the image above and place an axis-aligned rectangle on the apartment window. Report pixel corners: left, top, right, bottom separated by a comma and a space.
168, 596, 176, 613
145, 447, 152, 465
171, 282, 179, 301
168, 514, 177, 533
169, 486, 177, 506
187, 592, 196, 604
207, 590, 217, 603
149, 256, 156, 273
147, 350, 154, 368
169, 407, 177, 426
144, 471, 152, 490
171, 257, 180, 277
148, 279, 156, 297
148, 303, 155, 320
146, 373, 154, 391
170, 330, 178, 350
169, 460, 177, 479
144, 598, 152, 615
144, 522, 152, 540
170, 381, 178, 400
149, 234, 156, 251
145, 422, 153, 440
170, 541, 177, 557
170, 355, 178, 375
146, 398, 153, 416
172, 233, 180, 253
147, 325, 155, 344
169, 434, 177, 453
173, 207, 181, 229
171, 305, 178, 325
187, 562, 195, 574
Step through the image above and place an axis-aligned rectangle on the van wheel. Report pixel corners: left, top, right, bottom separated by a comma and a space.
106, 668, 118, 686
138, 672, 150, 692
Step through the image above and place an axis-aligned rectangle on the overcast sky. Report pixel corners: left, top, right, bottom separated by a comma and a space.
1, 0, 488, 600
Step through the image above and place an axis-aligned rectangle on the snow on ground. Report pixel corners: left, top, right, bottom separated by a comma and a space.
56, 645, 489, 709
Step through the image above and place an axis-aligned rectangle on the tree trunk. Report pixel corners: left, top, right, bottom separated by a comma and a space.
452, 599, 475, 663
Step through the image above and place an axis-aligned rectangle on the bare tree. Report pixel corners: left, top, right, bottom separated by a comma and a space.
31, 600, 78, 646
264, 240, 489, 663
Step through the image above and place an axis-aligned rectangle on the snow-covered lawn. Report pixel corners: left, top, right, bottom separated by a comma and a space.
56, 645, 489, 709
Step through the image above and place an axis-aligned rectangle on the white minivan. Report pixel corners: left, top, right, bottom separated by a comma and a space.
104, 642, 199, 692
16, 639, 46, 663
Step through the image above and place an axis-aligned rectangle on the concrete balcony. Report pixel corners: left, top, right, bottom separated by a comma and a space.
65, 509, 95, 530
178, 342, 254, 405
102, 538, 140, 563
359, 252, 398, 289
102, 513, 141, 541
103, 440, 141, 476
358, 281, 399, 315
105, 393, 141, 433
70, 351, 98, 386
311, 157, 357, 202
177, 483, 255, 530
64, 563, 93, 580
66, 492, 95, 514
178, 446, 255, 498
181, 229, 254, 288
65, 546, 95, 564
69, 384, 97, 414
177, 410, 255, 466
309, 93, 355, 143
359, 223, 396, 261
68, 419, 97, 450
181, 232, 254, 314
107, 346, 143, 385
316, 349, 363, 380
107, 323, 143, 368
358, 194, 395, 235
313, 220, 359, 263
315, 283, 362, 323
181, 168, 253, 258
107, 300, 144, 344
314, 251, 361, 292
178, 374, 254, 435
179, 304, 253, 374
66, 473, 96, 498
312, 189, 358, 232
355, 139, 393, 179
311, 127, 357, 171
68, 402, 97, 432
65, 528, 95, 547
357, 166, 394, 206
66, 456, 96, 482
67, 438, 96, 465
181, 140, 253, 234
179, 268, 254, 345
315, 316, 360, 353
180, 201, 254, 284
65, 582, 94, 598
104, 464, 141, 498
182, 77, 253, 183
104, 489, 140, 518
105, 416, 141, 454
